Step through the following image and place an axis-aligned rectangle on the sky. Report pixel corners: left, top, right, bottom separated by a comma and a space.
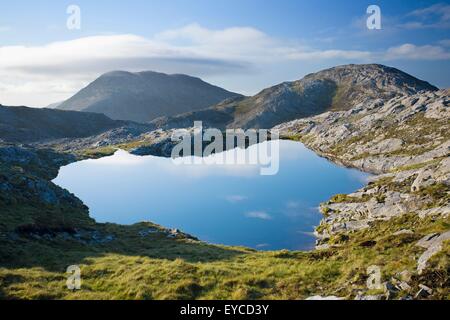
0, 0, 449, 107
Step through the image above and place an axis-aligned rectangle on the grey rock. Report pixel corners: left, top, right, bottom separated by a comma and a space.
416, 231, 450, 274
393, 229, 414, 236
411, 168, 436, 192
138, 228, 159, 237
416, 233, 441, 249
415, 285, 433, 299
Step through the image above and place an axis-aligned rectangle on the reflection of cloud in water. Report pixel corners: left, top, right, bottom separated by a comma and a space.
278, 140, 314, 161
347, 169, 372, 184
282, 200, 320, 218
297, 231, 316, 237
83, 141, 315, 179
87, 147, 267, 178
87, 149, 146, 166
245, 211, 272, 220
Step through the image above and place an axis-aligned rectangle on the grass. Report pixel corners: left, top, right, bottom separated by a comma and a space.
329, 194, 371, 204
0, 212, 448, 300
391, 158, 445, 173
79, 147, 117, 159
415, 183, 450, 209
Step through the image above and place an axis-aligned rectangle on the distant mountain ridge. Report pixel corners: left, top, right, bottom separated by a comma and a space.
0, 105, 151, 143
56, 71, 241, 123
153, 64, 438, 129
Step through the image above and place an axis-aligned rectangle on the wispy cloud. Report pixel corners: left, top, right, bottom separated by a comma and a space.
439, 39, 450, 46
282, 200, 320, 218
245, 211, 272, 220
225, 195, 248, 203
286, 201, 301, 209
405, 3, 450, 29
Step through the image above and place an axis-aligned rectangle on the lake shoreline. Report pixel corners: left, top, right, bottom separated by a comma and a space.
53, 140, 369, 251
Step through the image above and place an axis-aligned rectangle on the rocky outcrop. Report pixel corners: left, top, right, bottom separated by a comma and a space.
0, 144, 92, 231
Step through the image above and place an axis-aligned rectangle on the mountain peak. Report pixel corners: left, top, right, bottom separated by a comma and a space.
154, 64, 439, 130
57, 70, 241, 122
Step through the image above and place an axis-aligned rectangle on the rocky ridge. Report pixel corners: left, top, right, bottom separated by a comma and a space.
154, 64, 438, 130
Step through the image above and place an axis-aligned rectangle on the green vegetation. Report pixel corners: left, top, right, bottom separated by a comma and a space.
329, 194, 371, 204
415, 183, 450, 209
79, 147, 117, 159
0, 213, 448, 300
392, 158, 445, 173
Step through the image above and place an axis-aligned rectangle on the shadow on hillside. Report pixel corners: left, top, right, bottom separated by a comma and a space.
0, 223, 248, 273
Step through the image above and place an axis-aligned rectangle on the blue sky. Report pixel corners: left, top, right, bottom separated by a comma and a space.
0, 0, 449, 106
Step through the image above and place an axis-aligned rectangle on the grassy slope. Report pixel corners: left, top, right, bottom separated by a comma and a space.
0, 211, 448, 300
0, 143, 448, 300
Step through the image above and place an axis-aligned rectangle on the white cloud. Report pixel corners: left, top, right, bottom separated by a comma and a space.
286, 49, 372, 61
384, 43, 450, 60
0, 23, 448, 107
245, 211, 272, 220
409, 3, 450, 20
156, 23, 270, 47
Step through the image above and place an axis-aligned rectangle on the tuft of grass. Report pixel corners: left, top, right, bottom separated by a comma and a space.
79, 147, 117, 159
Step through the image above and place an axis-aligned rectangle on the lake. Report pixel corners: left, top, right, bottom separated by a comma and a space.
53, 140, 369, 251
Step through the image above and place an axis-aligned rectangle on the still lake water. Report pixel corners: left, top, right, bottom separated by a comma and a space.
53, 140, 369, 251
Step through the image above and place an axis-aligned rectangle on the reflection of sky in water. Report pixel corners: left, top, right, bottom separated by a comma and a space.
53, 140, 370, 251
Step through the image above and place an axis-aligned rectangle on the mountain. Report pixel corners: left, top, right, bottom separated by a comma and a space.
56, 71, 241, 122
0, 105, 146, 143
153, 64, 438, 129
